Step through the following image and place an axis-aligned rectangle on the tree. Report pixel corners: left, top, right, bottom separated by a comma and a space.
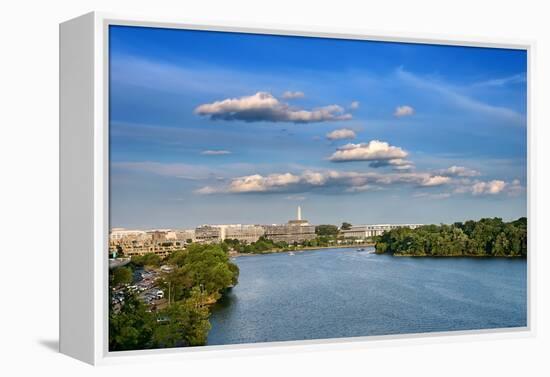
374, 217, 526, 257
341, 222, 352, 230
109, 293, 156, 351
315, 224, 339, 236
153, 288, 211, 347
131, 253, 162, 268
162, 244, 239, 301
111, 266, 133, 287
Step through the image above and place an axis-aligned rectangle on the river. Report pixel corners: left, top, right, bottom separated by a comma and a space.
208, 247, 527, 345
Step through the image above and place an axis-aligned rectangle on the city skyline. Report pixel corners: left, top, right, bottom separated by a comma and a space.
109, 204, 424, 232
109, 26, 527, 229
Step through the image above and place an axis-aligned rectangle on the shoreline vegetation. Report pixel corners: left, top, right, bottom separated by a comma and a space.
375, 217, 527, 258
109, 243, 239, 351
229, 239, 375, 257
231, 242, 375, 257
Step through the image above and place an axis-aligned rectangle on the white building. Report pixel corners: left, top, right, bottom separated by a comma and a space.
341, 224, 424, 239
109, 228, 149, 241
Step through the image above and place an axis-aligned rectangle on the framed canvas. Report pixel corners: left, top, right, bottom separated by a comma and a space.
59, 12, 534, 365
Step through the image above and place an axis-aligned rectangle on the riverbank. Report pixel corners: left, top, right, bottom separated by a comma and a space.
392, 253, 526, 258
231, 243, 374, 257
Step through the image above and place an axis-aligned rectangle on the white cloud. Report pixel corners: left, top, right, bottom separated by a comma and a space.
349, 101, 360, 110
437, 165, 481, 177
394, 105, 415, 117
454, 179, 508, 195
195, 92, 352, 123
472, 180, 507, 195
201, 150, 231, 155
326, 128, 357, 141
117, 160, 519, 199
227, 173, 301, 193
328, 140, 409, 166
195, 169, 453, 195
282, 91, 305, 99
420, 175, 451, 187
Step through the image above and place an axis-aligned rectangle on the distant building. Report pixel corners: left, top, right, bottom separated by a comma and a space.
174, 229, 196, 242
341, 224, 424, 239
109, 228, 184, 257
109, 228, 148, 241
263, 206, 316, 244
195, 225, 222, 243
148, 230, 167, 242
223, 225, 265, 244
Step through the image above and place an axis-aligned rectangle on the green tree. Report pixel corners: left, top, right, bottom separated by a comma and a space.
315, 224, 339, 236
153, 288, 211, 347
131, 253, 162, 268
374, 217, 526, 257
111, 266, 133, 287
109, 293, 156, 351
162, 243, 239, 301
341, 222, 352, 230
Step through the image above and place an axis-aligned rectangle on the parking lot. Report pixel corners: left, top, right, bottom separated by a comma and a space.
111, 268, 167, 311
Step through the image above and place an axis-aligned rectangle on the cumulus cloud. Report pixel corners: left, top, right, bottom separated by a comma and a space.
328, 140, 409, 169
472, 180, 507, 195
349, 101, 360, 110
454, 179, 507, 195
231, 173, 302, 193
195, 169, 452, 195
326, 128, 357, 141
195, 92, 352, 123
282, 91, 305, 99
420, 175, 451, 187
436, 165, 481, 177
201, 150, 231, 155
394, 105, 415, 117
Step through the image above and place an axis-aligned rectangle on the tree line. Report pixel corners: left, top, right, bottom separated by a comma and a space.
109, 243, 239, 351
375, 217, 527, 257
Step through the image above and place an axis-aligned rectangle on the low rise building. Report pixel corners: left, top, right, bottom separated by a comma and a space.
341, 224, 424, 239
195, 225, 222, 243
109, 228, 185, 257
223, 225, 265, 244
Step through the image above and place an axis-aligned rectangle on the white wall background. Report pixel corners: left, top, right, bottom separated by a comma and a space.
0, 0, 548, 375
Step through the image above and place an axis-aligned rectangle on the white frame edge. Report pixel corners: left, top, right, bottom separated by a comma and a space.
59, 11, 536, 365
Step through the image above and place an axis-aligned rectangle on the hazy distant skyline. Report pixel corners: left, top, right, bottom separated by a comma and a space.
109, 26, 527, 229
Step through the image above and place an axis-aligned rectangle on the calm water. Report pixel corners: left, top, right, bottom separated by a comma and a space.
208, 247, 527, 345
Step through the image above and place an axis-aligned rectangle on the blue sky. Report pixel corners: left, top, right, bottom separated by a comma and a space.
109, 25, 527, 229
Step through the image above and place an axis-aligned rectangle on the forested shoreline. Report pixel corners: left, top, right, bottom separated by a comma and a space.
375, 217, 527, 257
109, 244, 239, 351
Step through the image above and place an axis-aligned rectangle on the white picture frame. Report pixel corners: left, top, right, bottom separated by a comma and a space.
59, 11, 535, 365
